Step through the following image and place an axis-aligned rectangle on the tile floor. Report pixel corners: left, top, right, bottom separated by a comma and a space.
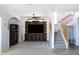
1, 41, 79, 55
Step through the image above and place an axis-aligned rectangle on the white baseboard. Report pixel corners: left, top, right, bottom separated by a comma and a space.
1, 47, 9, 53
0, 48, 1, 54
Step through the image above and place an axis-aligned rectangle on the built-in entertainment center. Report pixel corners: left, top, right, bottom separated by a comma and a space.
25, 21, 47, 41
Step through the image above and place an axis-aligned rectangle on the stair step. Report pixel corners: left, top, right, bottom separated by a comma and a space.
56, 38, 63, 39
55, 40, 65, 42
55, 42, 65, 44
55, 46, 66, 48
55, 43, 66, 45
56, 36, 62, 37
54, 40, 65, 43
55, 40, 64, 41
55, 45, 66, 47
54, 47, 66, 48
54, 31, 66, 48
55, 44, 65, 45
55, 38, 63, 39
54, 46, 66, 48
55, 37, 63, 38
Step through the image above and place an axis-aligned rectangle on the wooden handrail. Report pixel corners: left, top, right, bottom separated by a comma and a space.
61, 23, 69, 42
58, 12, 74, 48
59, 14, 74, 24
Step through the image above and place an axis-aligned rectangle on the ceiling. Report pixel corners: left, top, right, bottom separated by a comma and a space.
0, 4, 79, 16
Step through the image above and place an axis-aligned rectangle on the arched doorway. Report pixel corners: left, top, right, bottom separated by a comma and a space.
8, 17, 20, 46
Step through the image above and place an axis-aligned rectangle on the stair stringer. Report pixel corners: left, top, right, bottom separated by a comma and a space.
60, 27, 69, 48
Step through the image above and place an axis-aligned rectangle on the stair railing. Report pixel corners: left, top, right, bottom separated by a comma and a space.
59, 12, 74, 48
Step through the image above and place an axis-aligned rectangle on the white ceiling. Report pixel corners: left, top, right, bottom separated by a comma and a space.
0, 4, 79, 16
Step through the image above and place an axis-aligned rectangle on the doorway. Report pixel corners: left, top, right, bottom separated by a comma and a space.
9, 24, 18, 46
8, 17, 20, 46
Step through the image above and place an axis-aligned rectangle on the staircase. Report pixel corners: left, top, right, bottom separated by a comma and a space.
59, 12, 74, 48
54, 31, 66, 48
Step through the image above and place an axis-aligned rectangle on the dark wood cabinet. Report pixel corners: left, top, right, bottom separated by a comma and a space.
9, 24, 18, 46
25, 21, 47, 41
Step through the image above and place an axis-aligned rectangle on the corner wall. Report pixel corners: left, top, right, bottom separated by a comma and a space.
0, 17, 2, 54
73, 12, 79, 46
47, 12, 55, 48
0, 7, 22, 53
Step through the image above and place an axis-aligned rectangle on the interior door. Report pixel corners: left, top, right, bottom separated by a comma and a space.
9, 24, 18, 46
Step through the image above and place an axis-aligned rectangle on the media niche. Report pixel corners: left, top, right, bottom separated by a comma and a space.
28, 24, 44, 33
25, 21, 47, 41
